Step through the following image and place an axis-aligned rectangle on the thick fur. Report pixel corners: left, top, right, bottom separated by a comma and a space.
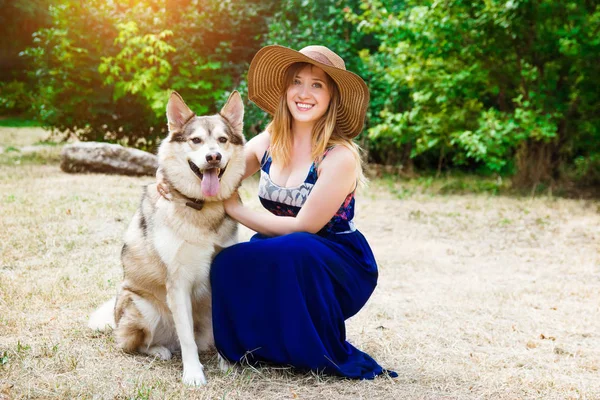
89, 91, 245, 386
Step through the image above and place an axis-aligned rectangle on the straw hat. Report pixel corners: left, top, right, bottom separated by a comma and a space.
247, 45, 370, 138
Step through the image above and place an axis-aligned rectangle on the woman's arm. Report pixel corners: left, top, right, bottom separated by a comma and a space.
225, 146, 356, 236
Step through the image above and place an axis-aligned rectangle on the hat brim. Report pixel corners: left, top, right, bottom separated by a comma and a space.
247, 45, 370, 138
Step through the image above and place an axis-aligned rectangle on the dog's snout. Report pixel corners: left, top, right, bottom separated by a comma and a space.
206, 153, 221, 162
206, 152, 222, 163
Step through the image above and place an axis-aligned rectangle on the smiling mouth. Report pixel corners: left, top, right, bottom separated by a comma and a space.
296, 102, 314, 111
188, 160, 226, 180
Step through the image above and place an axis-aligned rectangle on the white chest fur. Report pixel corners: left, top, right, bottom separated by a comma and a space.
152, 198, 235, 278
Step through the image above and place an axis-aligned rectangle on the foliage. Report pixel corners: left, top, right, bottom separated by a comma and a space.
0, 81, 34, 115
3, 0, 599, 188
0, 0, 51, 81
0, 0, 51, 117
20, 0, 274, 150
20, 1, 157, 147
349, 0, 600, 185
99, 22, 176, 117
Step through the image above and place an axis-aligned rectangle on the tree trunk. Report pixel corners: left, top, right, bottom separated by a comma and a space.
436, 146, 445, 178
401, 142, 414, 175
513, 139, 559, 189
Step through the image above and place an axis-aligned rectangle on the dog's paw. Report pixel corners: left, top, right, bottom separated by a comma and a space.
182, 365, 207, 386
145, 345, 172, 360
218, 354, 233, 373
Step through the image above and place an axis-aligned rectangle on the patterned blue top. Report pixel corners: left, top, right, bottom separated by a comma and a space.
258, 148, 356, 235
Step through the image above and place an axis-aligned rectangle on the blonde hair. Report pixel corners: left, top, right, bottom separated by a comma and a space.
266, 63, 367, 188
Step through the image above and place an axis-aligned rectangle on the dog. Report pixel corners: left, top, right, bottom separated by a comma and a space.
88, 91, 245, 386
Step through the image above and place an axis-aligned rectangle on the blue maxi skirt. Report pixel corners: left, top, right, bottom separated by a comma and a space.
210, 230, 397, 379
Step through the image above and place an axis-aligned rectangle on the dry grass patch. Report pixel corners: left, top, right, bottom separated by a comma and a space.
1, 128, 599, 399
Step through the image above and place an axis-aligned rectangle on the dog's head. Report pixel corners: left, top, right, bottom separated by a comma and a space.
158, 91, 245, 201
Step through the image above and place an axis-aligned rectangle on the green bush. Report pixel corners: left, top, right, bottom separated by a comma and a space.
0, 81, 33, 115
3, 0, 598, 191
21, 0, 273, 150
349, 0, 600, 186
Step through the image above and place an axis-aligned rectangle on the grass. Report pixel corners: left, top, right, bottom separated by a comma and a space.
372, 172, 510, 200
0, 126, 53, 147
1, 127, 600, 399
0, 147, 62, 166
0, 127, 63, 166
0, 116, 41, 128
372, 168, 600, 200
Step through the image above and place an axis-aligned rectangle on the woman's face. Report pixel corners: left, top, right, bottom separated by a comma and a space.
286, 65, 332, 127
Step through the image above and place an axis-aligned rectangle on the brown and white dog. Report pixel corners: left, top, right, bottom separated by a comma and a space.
89, 91, 245, 386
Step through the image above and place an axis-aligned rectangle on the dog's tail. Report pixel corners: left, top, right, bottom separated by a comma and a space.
88, 298, 116, 331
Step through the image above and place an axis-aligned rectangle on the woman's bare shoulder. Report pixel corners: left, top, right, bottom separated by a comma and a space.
247, 130, 270, 148
246, 130, 271, 156
323, 145, 355, 168
318, 145, 357, 184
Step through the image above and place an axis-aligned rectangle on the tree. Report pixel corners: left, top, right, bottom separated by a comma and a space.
350, 0, 600, 186
0, 0, 51, 114
21, 0, 274, 149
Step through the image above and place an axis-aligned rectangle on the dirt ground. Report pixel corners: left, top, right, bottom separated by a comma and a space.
1, 128, 599, 399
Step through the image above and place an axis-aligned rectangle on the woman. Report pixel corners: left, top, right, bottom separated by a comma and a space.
214, 45, 395, 380
162, 45, 396, 379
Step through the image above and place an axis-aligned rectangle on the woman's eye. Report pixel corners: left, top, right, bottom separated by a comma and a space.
293, 79, 301, 85
218, 137, 228, 144
313, 82, 323, 89
191, 137, 202, 144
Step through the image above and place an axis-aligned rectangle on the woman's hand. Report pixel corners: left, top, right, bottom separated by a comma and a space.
156, 168, 172, 200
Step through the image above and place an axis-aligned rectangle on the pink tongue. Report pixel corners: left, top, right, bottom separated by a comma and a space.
201, 169, 220, 197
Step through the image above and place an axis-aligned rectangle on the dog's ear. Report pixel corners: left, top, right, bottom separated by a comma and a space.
220, 91, 244, 133
167, 91, 195, 132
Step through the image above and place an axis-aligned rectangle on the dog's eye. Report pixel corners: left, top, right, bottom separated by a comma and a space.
191, 137, 202, 144
218, 137, 228, 144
